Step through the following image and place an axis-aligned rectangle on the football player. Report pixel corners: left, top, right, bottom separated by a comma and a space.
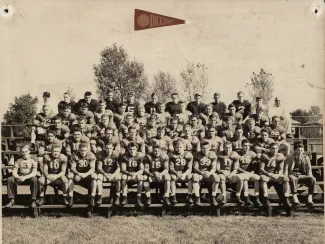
44, 130, 62, 152
38, 144, 69, 206
144, 93, 159, 114
176, 100, 191, 125
64, 127, 90, 157
243, 118, 261, 143
154, 103, 171, 126
148, 126, 174, 154
76, 91, 99, 113
211, 92, 227, 118
169, 138, 193, 204
76, 103, 95, 124
199, 104, 220, 126
249, 106, 269, 128
224, 104, 243, 125
125, 91, 139, 115
94, 99, 113, 124
48, 116, 70, 143
187, 93, 206, 115
118, 113, 140, 140
181, 124, 201, 153
143, 145, 171, 206
165, 92, 181, 116
231, 91, 251, 119
97, 127, 121, 152
71, 117, 93, 138
188, 115, 205, 140
57, 104, 77, 127
141, 115, 158, 139
96, 143, 121, 206
58, 92, 77, 114
192, 141, 219, 206
165, 117, 183, 142
120, 126, 146, 154
92, 114, 117, 138
268, 116, 290, 156
120, 142, 145, 207
231, 125, 247, 153
253, 128, 275, 157
202, 126, 224, 153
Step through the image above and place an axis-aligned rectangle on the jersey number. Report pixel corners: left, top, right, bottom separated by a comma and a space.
104, 159, 113, 166
153, 160, 161, 169
78, 160, 89, 167
175, 158, 186, 166
128, 160, 138, 167
50, 161, 60, 169
200, 159, 211, 166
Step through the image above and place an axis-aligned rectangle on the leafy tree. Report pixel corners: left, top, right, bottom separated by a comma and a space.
66, 87, 77, 101
291, 108, 310, 124
93, 43, 149, 102
180, 62, 209, 101
309, 106, 321, 116
151, 70, 178, 103
2, 93, 38, 137
246, 68, 274, 109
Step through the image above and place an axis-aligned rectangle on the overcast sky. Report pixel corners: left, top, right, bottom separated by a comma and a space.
1, 0, 324, 116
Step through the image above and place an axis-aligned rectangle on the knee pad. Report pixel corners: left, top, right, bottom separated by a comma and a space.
186, 173, 192, 181
115, 174, 122, 181
143, 175, 149, 181
171, 174, 177, 181
260, 175, 269, 182
219, 174, 226, 181
192, 173, 200, 182
212, 174, 220, 183
91, 173, 98, 180
74, 175, 81, 182
97, 174, 104, 181
39, 177, 45, 185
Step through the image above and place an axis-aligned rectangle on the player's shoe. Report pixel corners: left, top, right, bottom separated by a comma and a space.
244, 196, 253, 206
163, 196, 171, 206
187, 194, 194, 205
30, 200, 37, 208
236, 196, 244, 206
90, 196, 96, 207
121, 195, 127, 206
146, 196, 151, 206
283, 197, 292, 208
193, 195, 201, 206
114, 195, 120, 206
5, 199, 15, 208
37, 197, 45, 206
68, 196, 74, 207
210, 196, 218, 207
218, 195, 227, 206
292, 200, 301, 207
136, 196, 144, 208
170, 195, 177, 205
63, 196, 69, 205
96, 195, 103, 206
264, 197, 271, 207
254, 196, 262, 207
306, 201, 314, 207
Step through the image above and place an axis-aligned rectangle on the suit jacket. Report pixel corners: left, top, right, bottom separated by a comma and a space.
285, 152, 312, 176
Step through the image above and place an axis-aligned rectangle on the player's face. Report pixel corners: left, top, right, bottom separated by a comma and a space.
171, 120, 178, 128
184, 127, 192, 136
43, 106, 50, 115
209, 117, 217, 125
237, 93, 244, 101
195, 96, 201, 103
153, 147, 161, 157
54, 120, 61, 128
102, 117, 109, 125
180, 103, 186, 111
21, 147, 30, 158
105, 130, 113, 139
81, 107, 88, 115
229, 107, 236, 114
206, 106, 213, 114
190, 117, 198, 126
52, 147, 61, 158
79, 120, 86, 128
90, 140, 96, 148
128, 146, 138, 157
38, 146, 45, 156
157, 105, 164, 112
224, 144, 232, 154
148, 118, 156, 126
129, 129, 137, 138
247, 120, 255, 129
105, 144, 114, 154
128, 95, 135, 103
176, 143, 185, 154
270, 145, 279, 154
119, 106, 126, 113
138, 108, 145, 116
260, 132, 268, 142
208, 128, 216, 138
157, 129, 165, 138
214, 94, 220, 101
202, 144, 210, 156
242, 143, 250, 152
73, 131, 81, 141
80, 147, 88, 157
152, 95, 158, 102
85, 95, 92, 103
47, 133, 55, 142
236, 129, 243, 137
296, 147, 304, 156
125, 116, 133, 124
171, 94, 178, 102
272, 118, 281, 127
63, 94, 70, 102
100, 103, 106, 111
63, 109, 70, 117
107, 92, 113, 101
227, 118, 233, 126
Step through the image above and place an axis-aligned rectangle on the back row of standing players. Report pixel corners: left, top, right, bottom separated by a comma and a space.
5, 90, 316, 209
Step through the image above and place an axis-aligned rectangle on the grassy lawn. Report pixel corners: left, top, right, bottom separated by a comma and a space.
2, 212, 324, 244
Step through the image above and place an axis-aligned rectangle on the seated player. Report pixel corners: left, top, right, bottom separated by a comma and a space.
48, 116, 70, 143
148, 126, 174, 154
201, 126, 223, 153
96, 143, 121, 206
71, 117, 93, 138
134, 105, 150, 131
76, 103, 95, 124
154, 102, 171, 126
143, 145, 171, 206
224, 104, 243, 125
169, 139, 193, 205
243, 118, 261, 143
118, 113, 140, 140
57, 104, 77, 127
92, 114, 117, 138
67, 143, 97, 207
165, 117, 183, 142
94, 99, 113, 124
285, 144, 316, 206
90, 138, 101, 154
38, 144, 69, 206
216, 141, 243, 205
189, 115, 205, 140
44, 130, 62, 152
120, 142, 145, 207
249, 107, 269, 128
113, 103, 128, 128
199, 104, 219, 126
204, 114, 222, 132
97, 127, 121, 152
192, 141, 219, 206
181, 124, 201, 153
175, 100, 191, 125
237, 140, 262, 206
219, 116, 236, 141
141, 115, 158, 139
230, 125, 247, 153
64, 127, 90, 157
253, 128, 275, 157
268, 116, 290, 156
121, 126, 146, 154
5, 145, 38, 208
259, 143, 291, 207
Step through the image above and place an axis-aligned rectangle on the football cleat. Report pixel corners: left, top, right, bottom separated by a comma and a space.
236, 196, 244, 206
114, 195, 120, 206
37, 197, 45, 207
163, 196, 171, 206
30, 200, 37, 209
187, 194, 194, 205
146, 196, 151, 206
136, 196, 144, 208
96, 195, 103, 207
194, 195, 201, 206
5, 199, 15, 208
170, 195, 177, 205
254, 197, 262, 207
244, 196, 253, 207
306, 201, 314, 207
211, 196, 218, 207
68, 197, 74, 207
63, 196, 69, 205
219, 195, 227, 206
121, 195, 127, 206
283, 197, 292, 208
90, 196, 96, 207
264, 197, 271, 207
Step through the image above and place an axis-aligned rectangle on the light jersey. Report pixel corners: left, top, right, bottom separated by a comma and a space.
268, 125, 286, 141
231, 136, 247, 152
175, 111, 191, 125
261, 153, 285, 174
249, 114, 269, 128
57, 113, 77, 127
121, 136, 145, 152
77, 111, 95, 121
14, 157, 37, 176
201, 137, 223, 153
71, 151, 96, 173
145, 152, 169, 173
193, 151, 217, 172
71, 124, 93, 137
165, 125, 183, 140
142, 125, 158, 139
169, 151, 193, 173
134, 114, 150, 128
182, 136, 200, 153
238, 150, 257, 172
120, 152, 145, 173
119, 123, 140, 139
98, 136, 120, 150
154, 112, 171, 126
149, 136, 173, 153
94, 110, 113, 124
96, 151, 120, 174
243, 125, 261, 142
217, 151, 239, 171
48, 125, 70, 140
43, 154, 67, 174
254, 138, 275, 151
191, 124, 205, 137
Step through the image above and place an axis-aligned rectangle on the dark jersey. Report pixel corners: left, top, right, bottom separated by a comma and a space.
120, 152, 145, 173
48, 125, 70, 140
71, 151, 96, 173
232, 99, 251, 118
243, 125, 261, 142
211, 102, 227, 117
149, 136, 173, 153
165, 125, 183, 140
169, 151, 193, 173
217, 151, 239, 171
193, 151, 217, 172
238, 150, 257, 172
165, 102, 181, 116
254, 138, 275, 152
268, 125, 286, 141
261, 153, 285, 174
145, 152, 169, 173
97, 151, 119, 174
43, 154, 67, 175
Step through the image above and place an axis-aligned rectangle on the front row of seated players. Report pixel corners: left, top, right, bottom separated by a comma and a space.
5, 140, 316, 209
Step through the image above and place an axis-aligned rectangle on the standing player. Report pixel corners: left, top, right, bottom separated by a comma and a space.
143, 145, 171, 206
187, 93, 206, 115
144, 93, 159, 114
76, 91, 99, 113
232, 91, 251, 119
165, 92, 181, 116
105, 90, 119, 113
125, 91, 139, 115
237, 140, 262, 206
5, 145, 38, 208
211, 92, 227, 119
67, 143, 97, 207
259, 143, 291, 207
192, 141, 220, 206
96, 143, 121, 206
169, 139, 193, 204
120, 142, 145, 207
38, 144, 69, 206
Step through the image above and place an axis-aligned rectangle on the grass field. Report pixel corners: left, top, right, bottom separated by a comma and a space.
2, 212, 324, 244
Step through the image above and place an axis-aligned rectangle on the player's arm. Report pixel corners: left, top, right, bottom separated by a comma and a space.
134, 162, 144, 176
184, 156, 193, 176
196, 141, 201, 153
56, 158, 67, 179
70, 157, 80, 175
161, 156, 169, 176
37, 157, 44, 175
305, 156, 313, 177
114, 141, 121, 153
62, 126, 70, 140
193, 160, 202, 175
215, 159, 223, 174
12, 160, 20, 179
84, 156, 96, 177
144, 163, 154, 178
139, 141, 146, 154
259, 156, 271, 176
168, 138, 174, 152
169, 160, 178, 176
229, 159, 239, 177
23, 159, 38, 180
120, 160, 131, 176
43, 161, 49, 178
209, 158, 217, 174
64, 143, 72, 157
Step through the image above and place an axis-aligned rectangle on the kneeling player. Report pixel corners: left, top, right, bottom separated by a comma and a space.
216, 142, 243, 205
96, 143, 121, 206
192, 141, 220, 206
237, 140, 262, 206
169, 139, 193, 205
38, 144, 69, 206
120, 142, 145, 207
143, 145, 171, 206
259, 143, 291, 207
67, 143, 97, 206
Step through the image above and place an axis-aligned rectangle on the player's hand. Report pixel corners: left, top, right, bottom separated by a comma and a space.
130, 172, 135, 176
177, 173, 182, 179
154, 172, 161, 181
205, 172, 212, 178
181, 173, 187, 180
268, 173, 274, 178
17, 176, 25, 183
79, 173, 85, 179
47, 175, 54, 181
106, 174, 113, 181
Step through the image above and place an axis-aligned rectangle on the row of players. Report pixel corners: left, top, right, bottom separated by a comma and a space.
5, 136, 316, 209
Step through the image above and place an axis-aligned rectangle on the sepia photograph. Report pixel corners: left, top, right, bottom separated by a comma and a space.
1, 0, 324, 243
